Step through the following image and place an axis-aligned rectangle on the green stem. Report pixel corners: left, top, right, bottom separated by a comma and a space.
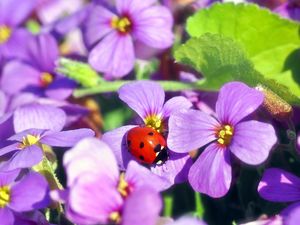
73, 80, 202, 98
194, 191, 204, 218
163, 194, 174, 217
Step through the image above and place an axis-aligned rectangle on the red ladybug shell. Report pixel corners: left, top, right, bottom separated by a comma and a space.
126, 127, 167, 164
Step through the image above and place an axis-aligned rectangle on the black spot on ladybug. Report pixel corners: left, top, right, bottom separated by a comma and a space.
148, 132, 154, 136
139, 155, 145, 161
127, 140, 131, 146
139, 142, 144, 149
154, 144, 161, 153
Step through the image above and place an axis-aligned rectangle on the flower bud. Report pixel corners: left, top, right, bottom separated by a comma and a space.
256, 84, 292, 120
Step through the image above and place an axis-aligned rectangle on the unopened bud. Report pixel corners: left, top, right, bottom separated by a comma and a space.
256, 84, 292, 120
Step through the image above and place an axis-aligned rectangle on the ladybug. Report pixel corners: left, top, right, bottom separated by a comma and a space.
126, 126, 169, 165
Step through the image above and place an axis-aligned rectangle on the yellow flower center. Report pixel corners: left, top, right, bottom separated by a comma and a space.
216, 125, 234, 146
0, 25, 11, 44
19, 134, 40, 149
0, 186, 10, 208
144, 115, 164, 133
117, 173, 130, 198
109, 211, 121, 224
40, 72, 54, 87
111, 16, 131, 34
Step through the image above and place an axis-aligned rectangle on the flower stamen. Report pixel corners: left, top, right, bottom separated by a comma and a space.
109, 211, 121, 224
0, 25, 11, 44
111, 16, 131, 34
144, 115, 164, 133
0, 186, 10, 208
40, 72, 54, 87
216, 125, 234, 146
19, 134, 40, 149
117, 173, 131, 197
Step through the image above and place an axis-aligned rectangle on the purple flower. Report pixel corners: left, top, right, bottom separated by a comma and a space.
51, 137, 164, 225
240, 215, 283, 225
274, 1, 300, 21
0, 169, 49, 225
168, 82, 277, 197
258, 168, 300, 225
0, 0, 36, 60
102, 81, 193, 186
166, 217, 207, 225
84, 0, 174, 79
1, 33, 76, 100
0, 104, 94, 170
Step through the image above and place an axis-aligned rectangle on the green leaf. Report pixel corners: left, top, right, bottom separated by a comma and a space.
57, 58, 102, 88
175, 33, 300, 104
184, 2, 300, 104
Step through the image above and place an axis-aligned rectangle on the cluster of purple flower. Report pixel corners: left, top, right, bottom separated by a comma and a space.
0, 0, 300, 225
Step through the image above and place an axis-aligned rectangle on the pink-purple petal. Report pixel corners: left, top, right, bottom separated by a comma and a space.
69, 173, 123, 224
118, 81, 165, 119
282, 202, 300, 225
230, 120, 277, 165
0, 143, 19, 156
161, 96, 192, 119
188, 143, 232, 198
258, 168, 300, 202
125, 160, 171, 191
9, 172, 49, 211
41, 128, 95, 147
216, 82, 264, 125
102, 125, 136, 170
45, 77, 76, 100
122, 187, 162, 225
132, 6, 174, 48
150, 151, 192, 185
64, 137, 119, 186
167, 109, 219, 153
88, 31, 135, 78
170, 217, 207, 225
13, 104, 66, 133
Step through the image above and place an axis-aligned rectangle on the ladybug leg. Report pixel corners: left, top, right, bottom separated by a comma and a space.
153, 146, 169, 165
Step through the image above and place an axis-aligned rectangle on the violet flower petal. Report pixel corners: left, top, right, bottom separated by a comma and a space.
64, 137, 119, 186
216, 82, 264, 125
1, 61, 41, 95
169, 217, 207, 225
0, 207, 15, 225
0, 145, 43, 171
13, 104, 66, 133
0, 0, 37, 27
41, 128, 95, 147
168, 109, 219, 153
9, 172, 49, 211
282, 202, 300, 225
88, 31, 135, 78
161, 96, 192, 119
133, 6, 174, 48
118, 81, 165, 119
0, 169, 20, 186
230, 120, 277, 165
0, 143, 19, 156
150, 151, 192, 185
122, 187, 162, 225
116, 0, 156, 15
25, 33, 59, 72
83, 4, 115, 48
125, 160, 171, 191
45, 77, 76, 100
258, 168, 300, 202
188, 143, 232, 198
102, 125, 136, 170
